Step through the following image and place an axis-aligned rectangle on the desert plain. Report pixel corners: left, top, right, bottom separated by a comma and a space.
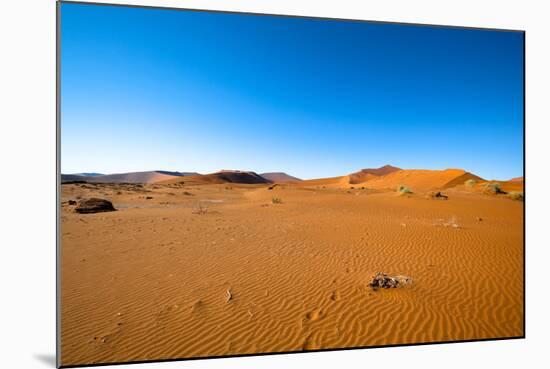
60, 166, 524, 366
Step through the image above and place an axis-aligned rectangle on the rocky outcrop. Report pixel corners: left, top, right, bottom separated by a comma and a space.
74, 198, 116, 214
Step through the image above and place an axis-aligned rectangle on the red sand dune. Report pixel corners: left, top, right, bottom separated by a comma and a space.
297, 176, 349, 188
353, 169, 483, 191
297, 167, 483, 191
501, 180, 524, 193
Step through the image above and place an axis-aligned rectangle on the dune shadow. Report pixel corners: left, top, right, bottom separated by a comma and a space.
33, 353, 56, 367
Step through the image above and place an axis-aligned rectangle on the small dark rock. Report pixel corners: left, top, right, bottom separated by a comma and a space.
146, 196, 153, 200
75, 198, 116, 214
67, 200, 77, 205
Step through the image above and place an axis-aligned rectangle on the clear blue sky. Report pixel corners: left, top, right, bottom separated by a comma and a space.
61, 3, 524, 180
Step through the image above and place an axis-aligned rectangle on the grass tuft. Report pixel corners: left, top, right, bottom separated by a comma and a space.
397, 185, 413, 195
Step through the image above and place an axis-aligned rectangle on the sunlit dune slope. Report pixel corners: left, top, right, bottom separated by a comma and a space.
260, 172, 302, 183
350, 169, 483, 191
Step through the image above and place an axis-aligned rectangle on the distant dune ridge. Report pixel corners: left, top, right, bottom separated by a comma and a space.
160, 170, 272, 185
61, 171, 198, 184
73, 172, 104, 177
260, 172, 302, 183
215, 170, 272, 184
62, 165, 521, 191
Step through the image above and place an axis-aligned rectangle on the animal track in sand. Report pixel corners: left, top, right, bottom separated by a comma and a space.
305, 309, 322, 322
90, 315, 124, 346
191, 299, 203, 313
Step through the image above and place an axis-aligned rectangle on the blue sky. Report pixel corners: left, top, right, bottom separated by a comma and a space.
61, 3, 524, 180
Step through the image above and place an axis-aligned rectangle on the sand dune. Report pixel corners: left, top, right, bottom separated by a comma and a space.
62, 171, 197, 184
509, 177, 524, 183
161, 170, 271, 185
348, 165, 401, 184
214, 170, 271, 184
60, 179, 523, 366
260, 172, 302, 183
501, 181, 524, 193
350, 169, 483, 191
296, 176, 349, 188
295, 168, 483, 192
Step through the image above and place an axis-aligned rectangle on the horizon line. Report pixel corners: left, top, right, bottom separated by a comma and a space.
60, 164, 524, 181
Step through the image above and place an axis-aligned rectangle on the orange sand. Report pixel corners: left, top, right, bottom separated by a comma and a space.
60, 176, 523, 366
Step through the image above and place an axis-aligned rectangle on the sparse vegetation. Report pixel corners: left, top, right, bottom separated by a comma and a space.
483, 182, 506, 195
271, 197, 283, 204
465, 179, 477, 187
507, 191, 524, 201
397, 185, 413, 195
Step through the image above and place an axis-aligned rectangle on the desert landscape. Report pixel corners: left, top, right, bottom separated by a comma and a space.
59, 165, 524, 366
59, 4, 524, 365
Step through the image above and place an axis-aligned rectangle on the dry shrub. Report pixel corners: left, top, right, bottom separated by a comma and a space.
483, 182, 506, 194
397, 184, 413, 195
507, 191, 524, 201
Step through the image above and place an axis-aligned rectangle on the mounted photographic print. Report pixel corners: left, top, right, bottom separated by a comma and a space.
58, 1, 525, 366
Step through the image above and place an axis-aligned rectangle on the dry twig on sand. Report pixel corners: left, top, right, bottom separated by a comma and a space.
368, 272, 413, 290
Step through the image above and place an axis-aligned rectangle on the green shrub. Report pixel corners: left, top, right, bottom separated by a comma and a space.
397, 185, 413, 195
483, 182, 505, 194
464, 179, 477, 187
